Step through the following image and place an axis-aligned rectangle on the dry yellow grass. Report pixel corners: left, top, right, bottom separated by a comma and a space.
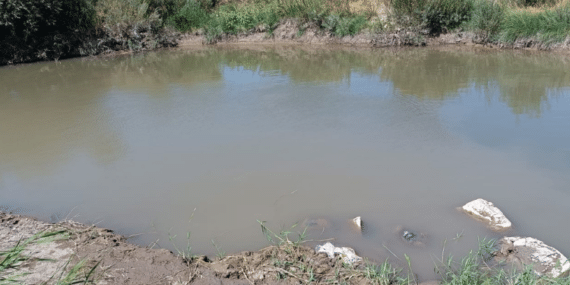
348, 0, 388, 16
504, 0, 567, 12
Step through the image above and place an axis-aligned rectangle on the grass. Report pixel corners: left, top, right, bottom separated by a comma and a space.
256, 221, 570, 284
3, 0, 570, 65
167, 0, 371, 41
498, 3, 570, 43
257, 221, 417, 284
435, 238, 570, 285
211, 239, 226, 259
176, 0, 569, 46
0, 230, 99, 285
258, 220, 309, 248
469, 0, 505, 40
45, 258, 100, 285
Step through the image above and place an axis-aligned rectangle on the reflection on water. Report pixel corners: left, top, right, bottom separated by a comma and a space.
1, 46, 570, 280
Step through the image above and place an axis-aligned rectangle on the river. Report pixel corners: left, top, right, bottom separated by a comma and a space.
1, 46, 569, 279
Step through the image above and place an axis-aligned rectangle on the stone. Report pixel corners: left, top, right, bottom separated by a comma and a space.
302, 218, 328, 230
402, 231, 416, 241
352, 216, 362, 231
495, 237, 570, 278
461, 198, 512, 231
315, 242, 363, 265
395, 226, 427, 247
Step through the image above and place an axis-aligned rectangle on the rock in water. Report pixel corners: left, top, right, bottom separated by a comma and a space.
496, 237, 570, 278
315, 242, 362, 265
402, 231, 416, 241
352, 216, 362, 231
302, 218, 329, 230
461, 198, 512, 231
395, 226, 428, 247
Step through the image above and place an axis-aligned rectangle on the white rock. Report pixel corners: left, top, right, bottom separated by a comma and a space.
352, 216, 362, 230
315, 242, 362, 265
498, 237, 570, 278
461, 198, 512, 231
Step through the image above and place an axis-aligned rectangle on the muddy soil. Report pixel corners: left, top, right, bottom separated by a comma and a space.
0, 212, 396, 284
178, 19, 570, 52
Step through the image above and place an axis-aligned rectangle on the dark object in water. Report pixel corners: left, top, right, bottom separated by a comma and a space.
402, 230, 416, 241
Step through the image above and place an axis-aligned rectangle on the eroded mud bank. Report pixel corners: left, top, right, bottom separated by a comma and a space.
0, 212, 401, 284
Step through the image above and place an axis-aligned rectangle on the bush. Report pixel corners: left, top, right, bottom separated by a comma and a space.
391, 0, 473, 33
0, 0, 97, 64
0, 0, 96, 40
322, 14, 368, 36
95, 0, 159, 26
205, 2, 280, 35
168, 0, 210, 31
391, 0, 427, 17
421, 0, 473, 34
147, 0, 188, 19
469, 0, 504, 40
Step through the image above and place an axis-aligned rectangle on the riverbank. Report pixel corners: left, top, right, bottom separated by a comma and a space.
2, 207, 570, 284
176, 20, 570, 51
0, 211, 411, 284
2, 0, 570, 66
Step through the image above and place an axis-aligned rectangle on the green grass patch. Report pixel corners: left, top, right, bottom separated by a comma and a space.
166, 0, 369, 40
322, 14, 368, 36
436, 238, 570, 285
168, 0, 211, 31
469, 0, 505, 40
499, 4, 570, 43
0, 230, 99, 285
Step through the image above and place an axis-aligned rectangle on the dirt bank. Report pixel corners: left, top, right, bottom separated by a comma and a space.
178, 19, 570, 52
0, 212, 410, 284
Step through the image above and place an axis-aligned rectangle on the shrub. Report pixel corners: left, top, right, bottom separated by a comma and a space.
469, 0, 504, 40
205, 2, 280, 35
95, 0, 158, 26
391, 0, 423, 16
168, 0, 210, 31
147, 0, 188, 19
0, 0, 96, 40
322, 14, 368, 36
421, 0, 473, 34
391, 0, 472, 32
0, 0, 97, 64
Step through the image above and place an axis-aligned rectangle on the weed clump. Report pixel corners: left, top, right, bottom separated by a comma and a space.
421, 0, 473, 34
391, 0, 473, 34
469, 0, 505, 41
499, 4, 570, 44
168, 0, 211, 31
322, 14, 368, 36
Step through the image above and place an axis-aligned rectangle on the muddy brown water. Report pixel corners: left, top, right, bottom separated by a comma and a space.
1, 46, 570, 280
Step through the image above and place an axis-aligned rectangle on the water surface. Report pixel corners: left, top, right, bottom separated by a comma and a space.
1, 46, 570, 280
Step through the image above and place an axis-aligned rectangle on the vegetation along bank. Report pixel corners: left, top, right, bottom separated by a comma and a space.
2, 0, 570, 65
